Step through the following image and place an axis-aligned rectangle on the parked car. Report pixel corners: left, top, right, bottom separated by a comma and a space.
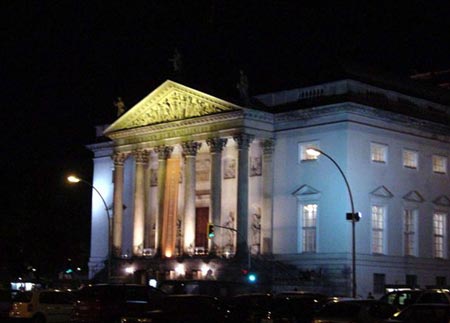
312, 299, 397, 323
383, 303, 450, 323
379, 290, 424, 311
121, 294, 227, 323
70, 284, 165, 323
380, 289, 450, 311
9, 289, 75, 323
225, 293, 299, 323
415, 289, 450, 305
157, 279, 262, 298
275, 291, 330, 323
0, 289, 12, 320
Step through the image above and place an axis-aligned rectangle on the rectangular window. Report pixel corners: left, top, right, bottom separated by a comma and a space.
433, 212, 447, 258
373, 273, 386, 294
372, 205, 385, 254
403, 149, 418, 169
371, 143, 388, 163
404, 209, 417, 256
406, 275, 418, 288
299, 142, 319, 161
436, 276, 447, 288
432, 155, 448, 174
302, 204, 317, 252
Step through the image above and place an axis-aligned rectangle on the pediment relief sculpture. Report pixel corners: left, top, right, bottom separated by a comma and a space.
105, 80, 240, 134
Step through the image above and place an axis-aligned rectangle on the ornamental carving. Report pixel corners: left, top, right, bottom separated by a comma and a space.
154, 145, 174, 160
133, 149, 149, 164
181, 141, 202, 156
206, 138, 228, 153
233, 133, 254, 149
108, 81, 239, 132
112, 152, 128, 166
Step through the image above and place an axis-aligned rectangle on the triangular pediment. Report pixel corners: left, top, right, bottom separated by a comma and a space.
433, 195, 450, 207
370, 185, 394, 198
293, 184, 321, 200
403, 190, 425, 203
105, 80, 241, 134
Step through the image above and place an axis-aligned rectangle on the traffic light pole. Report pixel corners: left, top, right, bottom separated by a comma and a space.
210, 224, 251, 270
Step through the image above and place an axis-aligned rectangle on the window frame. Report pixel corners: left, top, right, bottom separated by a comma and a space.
298, 203, 318, 253
403, 208, 418, 257
370, 142, 388, 164
299, 141, 319, 162
433, 211, 447, 259
402, 149, 418, 169
432, 155, 448, 174
371, 205, 386, 254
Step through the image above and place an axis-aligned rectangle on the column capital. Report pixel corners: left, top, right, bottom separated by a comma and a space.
206, 137, 228, 153
181, 141, 202, 156
233, 133, 254, 150
112, 152, 128, 166
154, 145, 174, 160
263, 138, 276, 155
133, 149, 149, 164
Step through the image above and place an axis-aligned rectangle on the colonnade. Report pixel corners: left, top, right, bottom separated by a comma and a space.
111, 134, 275, 259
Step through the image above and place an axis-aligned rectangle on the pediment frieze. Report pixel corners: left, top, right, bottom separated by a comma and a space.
105, 80, 241, 135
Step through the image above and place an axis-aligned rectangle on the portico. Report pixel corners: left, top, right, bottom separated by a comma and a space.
89, 80, 275, 277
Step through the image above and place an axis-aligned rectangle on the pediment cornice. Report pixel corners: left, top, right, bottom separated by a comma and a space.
370, 185, 394, 198
105, 80, 241, 135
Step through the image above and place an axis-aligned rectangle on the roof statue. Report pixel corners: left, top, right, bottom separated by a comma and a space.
114, 97, 126, 117
236, 69, 250, 105
169, 48, 183, 73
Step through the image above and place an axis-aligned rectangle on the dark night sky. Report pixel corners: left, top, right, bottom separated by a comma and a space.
1, 1, 449, 278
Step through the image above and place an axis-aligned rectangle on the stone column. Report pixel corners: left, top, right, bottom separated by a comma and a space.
206, 137, 227, 251
181, 141, 202, 253
112, 152, 127, 257
154, 145, 173, 256
233, 133, 254, 259
262, 139, 275, 254
132, 149, 148, 256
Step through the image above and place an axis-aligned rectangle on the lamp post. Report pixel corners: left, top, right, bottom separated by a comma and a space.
67, 175, 112, 281
306, 148, 359, 298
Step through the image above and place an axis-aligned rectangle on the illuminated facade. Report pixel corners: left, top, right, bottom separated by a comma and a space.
88, 77, 450, 297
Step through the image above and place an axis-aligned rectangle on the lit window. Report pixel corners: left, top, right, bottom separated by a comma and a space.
301, 204, 317, 252
371, 143, 388, 163
433, 212, 447, 258
432, 155, 447, 174
372, 205, 385, 254
404, 209, 417, 256
299, 142, 319, 161
403, 149, 418, 169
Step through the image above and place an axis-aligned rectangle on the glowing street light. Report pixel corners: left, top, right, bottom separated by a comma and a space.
306, 148, 360, 298
67, 175, 112, 281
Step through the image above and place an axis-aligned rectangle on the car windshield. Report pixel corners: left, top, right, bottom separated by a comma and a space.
12, 292, 32, 302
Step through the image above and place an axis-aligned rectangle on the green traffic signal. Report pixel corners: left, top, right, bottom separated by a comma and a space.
247, 272, 257, 283
207, 223, 215, 239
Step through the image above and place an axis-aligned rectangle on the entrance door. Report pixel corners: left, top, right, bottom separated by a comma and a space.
195, 207, 209, 250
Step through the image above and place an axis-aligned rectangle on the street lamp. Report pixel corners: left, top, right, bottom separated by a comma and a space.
67, 175, 112, 281
306, 148, 360, 298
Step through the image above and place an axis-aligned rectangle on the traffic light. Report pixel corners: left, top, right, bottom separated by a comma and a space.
247, 272, 257, 283
207, 223, 215, 239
